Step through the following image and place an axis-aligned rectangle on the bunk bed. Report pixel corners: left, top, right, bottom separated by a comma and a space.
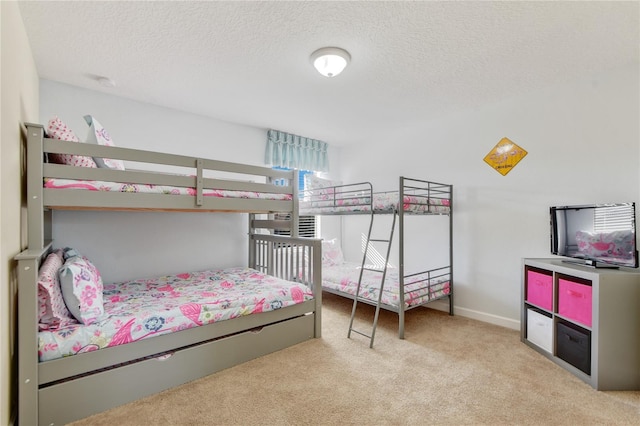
16, 122, 322, 425
300, 176, 452, 345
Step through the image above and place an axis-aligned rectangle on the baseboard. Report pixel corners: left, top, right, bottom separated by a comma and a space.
427, 300, 520, 331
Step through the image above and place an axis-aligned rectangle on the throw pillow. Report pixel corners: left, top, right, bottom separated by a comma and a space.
37, 249, 77, 330
84, 115, 126, 170
46, 116, 98, 168
59, 255, 105, 325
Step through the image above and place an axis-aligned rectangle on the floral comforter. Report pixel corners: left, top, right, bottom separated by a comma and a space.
38, 267, 313, 362
322, 262, 450, 308
44, 178, 293, 200
299, 193, 450, 214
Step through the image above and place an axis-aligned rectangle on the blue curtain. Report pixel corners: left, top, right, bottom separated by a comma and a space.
265, 129, 329, 172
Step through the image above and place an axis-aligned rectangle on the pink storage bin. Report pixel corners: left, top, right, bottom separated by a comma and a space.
526, 270, 553, 311
558, 279, 593, 327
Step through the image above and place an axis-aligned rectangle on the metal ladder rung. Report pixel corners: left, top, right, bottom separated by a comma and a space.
350, 329, 372, 338
348, 212, 397, 348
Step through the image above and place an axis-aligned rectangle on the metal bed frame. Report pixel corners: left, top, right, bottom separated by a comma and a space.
301, 176, 453, 342
15, 123, 322, 425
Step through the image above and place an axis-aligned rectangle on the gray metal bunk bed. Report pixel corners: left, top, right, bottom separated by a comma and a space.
16, 123, 322, 425
300, 176, 452, 347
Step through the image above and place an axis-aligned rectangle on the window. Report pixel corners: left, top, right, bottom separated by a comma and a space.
273, 213, 316, 238
272, 167, 316, 237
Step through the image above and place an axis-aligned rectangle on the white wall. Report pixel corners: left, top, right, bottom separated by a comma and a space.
339, 64, 640, 328
40, 80, 341, 282
1, 2, 40, 424
38, 62, 640, 331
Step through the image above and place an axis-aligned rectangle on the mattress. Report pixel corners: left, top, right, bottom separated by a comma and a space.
299, 192, 450, 214
322, 262, 450, 308
44, 177, 293, 201
38, 267, 313, 362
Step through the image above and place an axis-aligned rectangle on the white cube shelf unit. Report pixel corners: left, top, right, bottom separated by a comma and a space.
521, 258, 640, 390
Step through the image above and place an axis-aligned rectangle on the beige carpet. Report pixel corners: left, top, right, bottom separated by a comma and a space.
70, 293, 640, 425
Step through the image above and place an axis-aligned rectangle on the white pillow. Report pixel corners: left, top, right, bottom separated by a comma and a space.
322, 238, 344, 266
84, 115, 126, 170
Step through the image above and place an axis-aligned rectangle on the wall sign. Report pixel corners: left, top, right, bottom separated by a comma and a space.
483, 137, 528, 176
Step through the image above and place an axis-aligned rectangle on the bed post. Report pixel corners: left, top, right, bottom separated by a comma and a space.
248, 214, 256, 266
448, 184, 454, 315
291, 169, 299, 238
398, 177, 406, 338
15, 245, 51, 426
25, 123, 50, 250
312, 237, 322, 338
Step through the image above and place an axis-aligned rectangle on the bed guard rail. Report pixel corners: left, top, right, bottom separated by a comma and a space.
402, 265, 452, 303
300, 181, 373, 214
389, 177, 452, 214
249, 233, 322, 335
25, 122, 298, 204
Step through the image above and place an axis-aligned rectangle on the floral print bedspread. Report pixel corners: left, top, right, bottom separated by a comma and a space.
322, 262, 450, 308
38, 267, 312, 362
44, 178, 292, 200
300, 193, 450, 214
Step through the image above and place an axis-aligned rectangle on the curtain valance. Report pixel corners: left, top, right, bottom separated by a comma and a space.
265, 129, 329, 172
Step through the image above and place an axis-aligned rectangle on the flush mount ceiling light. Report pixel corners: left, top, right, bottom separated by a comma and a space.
310, 47, 351, 77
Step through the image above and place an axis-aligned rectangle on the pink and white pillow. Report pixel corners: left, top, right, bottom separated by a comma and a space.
37, 249, 77, 330
59, 254, 104, 325
46, 116, 98, 168
322, 238, 345, 266
83, 115, 125, 170
576, 230, 636, 260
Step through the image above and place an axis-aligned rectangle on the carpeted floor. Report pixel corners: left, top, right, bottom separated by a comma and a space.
70, 293, 640, 425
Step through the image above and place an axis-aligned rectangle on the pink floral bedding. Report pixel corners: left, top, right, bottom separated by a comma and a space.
322, 262, 450, 308
299, 193, 450, 214
38, 267, 312, 362
44, 178, 293, 201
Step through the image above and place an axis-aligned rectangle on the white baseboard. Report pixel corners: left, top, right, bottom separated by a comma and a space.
428, 300, 520, 331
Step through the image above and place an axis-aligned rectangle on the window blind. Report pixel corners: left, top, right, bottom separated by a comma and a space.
271, 166, 317, 237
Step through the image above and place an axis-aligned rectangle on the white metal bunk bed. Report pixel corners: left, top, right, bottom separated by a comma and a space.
16, 123, 322, 425
300, 176, 452, 346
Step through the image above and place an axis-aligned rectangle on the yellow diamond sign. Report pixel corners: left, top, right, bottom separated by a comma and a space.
484, 137, 527, 176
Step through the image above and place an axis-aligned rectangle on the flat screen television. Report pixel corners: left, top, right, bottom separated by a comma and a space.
550, 202, 638, 268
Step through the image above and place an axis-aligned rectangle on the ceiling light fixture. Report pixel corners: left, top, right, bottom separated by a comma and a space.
310, 47, 351, 77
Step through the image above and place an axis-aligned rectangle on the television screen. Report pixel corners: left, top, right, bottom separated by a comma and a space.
550, 203, 638, 268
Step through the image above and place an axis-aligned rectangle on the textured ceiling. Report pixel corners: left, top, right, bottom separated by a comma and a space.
18, 1, 640, 146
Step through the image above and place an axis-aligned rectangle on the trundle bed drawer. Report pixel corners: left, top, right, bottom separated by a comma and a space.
38, 314, 315, 426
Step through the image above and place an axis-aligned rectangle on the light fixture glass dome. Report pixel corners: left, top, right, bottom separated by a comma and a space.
310, 47, 351, 77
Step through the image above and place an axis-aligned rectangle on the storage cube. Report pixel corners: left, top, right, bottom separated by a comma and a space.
526, 309, 553, 353
526, 270, 553, 310
558, 279, 592, 327
557, 321, 591, 375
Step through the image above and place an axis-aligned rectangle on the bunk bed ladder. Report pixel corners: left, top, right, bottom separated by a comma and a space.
348, 211, 397, 348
